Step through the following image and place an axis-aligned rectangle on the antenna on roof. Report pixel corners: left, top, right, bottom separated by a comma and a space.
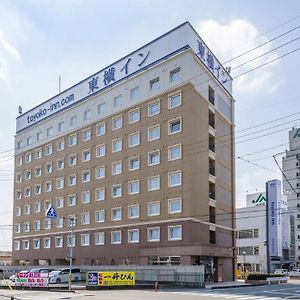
18, 106, 22, 115
59, 75, 61, 93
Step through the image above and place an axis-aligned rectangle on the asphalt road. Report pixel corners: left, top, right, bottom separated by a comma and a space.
1, 283, 300, 300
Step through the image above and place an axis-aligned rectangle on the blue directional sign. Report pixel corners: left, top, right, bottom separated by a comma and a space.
45, 205, 58, 218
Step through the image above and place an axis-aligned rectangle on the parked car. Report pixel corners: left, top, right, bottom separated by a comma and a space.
274, 269, 289, 276
289, 269, 300, 277
9, 270, 29, 282
49, 268, 83, 284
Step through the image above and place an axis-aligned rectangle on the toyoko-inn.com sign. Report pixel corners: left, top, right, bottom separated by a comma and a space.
16, 22, 231, 132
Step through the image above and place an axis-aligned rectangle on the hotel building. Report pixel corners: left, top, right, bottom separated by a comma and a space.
12, 22, 235, 281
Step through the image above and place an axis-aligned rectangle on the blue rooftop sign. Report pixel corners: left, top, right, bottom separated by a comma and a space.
16, 22, 232, 132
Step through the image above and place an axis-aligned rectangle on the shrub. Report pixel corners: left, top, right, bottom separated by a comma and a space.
247, 273, 285, 280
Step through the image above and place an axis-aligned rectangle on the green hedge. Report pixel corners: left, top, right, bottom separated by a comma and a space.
247, 273, 285, 280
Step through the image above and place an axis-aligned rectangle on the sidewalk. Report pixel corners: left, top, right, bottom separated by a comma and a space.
205, 280, 251, 289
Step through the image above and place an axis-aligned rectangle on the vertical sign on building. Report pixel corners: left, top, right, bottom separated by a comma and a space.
266, 179, 282, 257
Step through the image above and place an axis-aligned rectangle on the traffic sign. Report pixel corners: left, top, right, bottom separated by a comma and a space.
45, 205, 58, 218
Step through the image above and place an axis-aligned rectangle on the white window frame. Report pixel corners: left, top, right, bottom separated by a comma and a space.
81, 212, 90, 225
95, 232, 105, 245
69, 134, 77, 147
147, 201, 160, 216
68, 154, 77, 166
168, 117, 182, 135
57, 139, 65, 151
57, 158, 65, 170
148, 125, 160, 141
111, 231, 122, 244
95, 187, 105, 201
128, 180, 140, 195
82, 149, 91, 162
68, 194, 77, 206
82, 190, 91, 204
148, 150, 160, 166
128, 108, 140, 124
82, 128, 92, 141
55, 236, 63, 248
35, 166, 42, 177
128, 156, 140, 171
128, 131, 140, 147
170, 67, 181, 83
56, 177, 64, 189
112, 184, 122, 198
128, 204, 139, 219
96, 122, 106, 136
112, 115, 122, 130
168, 171, 182, 187
95, 166, 105, 179
43, 237, 51, 249
147, 227, 160, 242
95, 210, 105, 223
82, 170, 91, 183
168, 91, 182, 109
111, 207, 122, 221
168, 144, 182, 161
112, 138, 122, 153
56, 197, 64, 209
168, 198, 182, 214
68, 174, 77, 186
150, 77, 160, 91
96, 144, 106, 158
81, 233, 90, 246
128, 229, 139, 243
168, 225, 182, 241
112, 161, 122, 176
148, 100, 160, 117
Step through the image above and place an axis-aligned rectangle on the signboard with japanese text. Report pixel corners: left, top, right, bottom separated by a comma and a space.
15, 272, 49, 288
87, 271, 135, 286
266, 179, 282, 257
16, 22, 231, 132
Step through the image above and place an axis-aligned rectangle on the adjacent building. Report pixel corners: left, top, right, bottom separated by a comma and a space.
12, 22, 235, 281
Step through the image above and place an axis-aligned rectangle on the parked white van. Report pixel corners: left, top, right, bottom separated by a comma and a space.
49, 268, 83, 284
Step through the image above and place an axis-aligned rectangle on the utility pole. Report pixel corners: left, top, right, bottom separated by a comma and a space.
68, 217, 74, 291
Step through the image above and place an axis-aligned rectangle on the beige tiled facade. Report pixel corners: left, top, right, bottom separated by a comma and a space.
13, 23, 235, 281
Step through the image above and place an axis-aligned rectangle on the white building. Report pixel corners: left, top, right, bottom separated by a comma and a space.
236, 188, 290, 273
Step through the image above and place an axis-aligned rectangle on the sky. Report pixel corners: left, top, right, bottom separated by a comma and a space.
0, 0, 299, 251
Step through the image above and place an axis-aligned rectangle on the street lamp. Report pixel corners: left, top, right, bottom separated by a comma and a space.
243, 251, 246, 279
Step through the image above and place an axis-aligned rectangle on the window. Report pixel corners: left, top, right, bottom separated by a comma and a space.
35, 166, 41, 177
15, 206, 21, 216
25, 152, 32, 163
23, 222, 30, 232
33, 220, 40, 231
16, 156, 22, 166
44, 219, 51, 230
45, 181, 52, 192
170, 67, 181, 82
33, 239, 40, 249
97, 102, 106, 114
23, 240, 30, 250
150, 77, 160, 91
69, 154, 77, 166
148, 201, 160, 216
56, 197, 64, 209
45, 162, 52, 173
168, 92, 182, 109
57, 158, 64, 170
148, 125, 160, 141
128, 132, 140, 147
43, 238, 51, 249
70, 115, 77, 127
68, 174, 76, 186
111, 231, 121, 244
112, 184, 122, 198
56, 177, 64, 189
168, 198, 182, 214
148, 151, 160, 166
84, 109, 91, 120
44, 200, 51, 211
168, 144, 182, 161
112, 138, 122, 152
148, 176, 160, 191
95, 210, 105, 223
17, 141, 23, 150
112, 161, 122, 175
128, 156, 140, 171
168, 225, 182, 241
96, 122, 106, 136
36, 131, 42, 141
15, 223, 20, 234
81, 234, 90, 246
130, 86, 139, 101
95, 232, 105, 245
45, 144, 53, 156
57, 139, 65, 151
112, 207, 122, 221
82, 170, 91, 183
25, 169, 32, 180
46, 127, 53, 137
82, 191, 91, 204
148, 227, 160, 242
112, 115, 122, 130
35, 148, 42, 159
128, 181, 140, 195
128, 205, 139, 219
68, 194, 76, 206
35, 184, 41, 195
14, 241, 20, 251
168, 171, 182, 187
128, 229, 139, 243
114, 95, 123, 107
95, 166, 105, 179
95, 188, 105, 201
169, 118, 182, 134
129, 108, 140, 123
16, 190, 22, 200
56, 217, 64, 228
24, 187, 31, 197
23, 204, 31, 215
34, 202, 41, 213
148, 100, 160, 116
58, 121, 65, 132
82, 149, 91, 162
67, 235, 76, 247
82, 128, 92, 141
96, 144, 106, 157
81, 212, 90, 225
69, 134, 77, 147
55, 236, 63, 248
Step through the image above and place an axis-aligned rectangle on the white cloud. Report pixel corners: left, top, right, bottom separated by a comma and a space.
196, 19, 279, 94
